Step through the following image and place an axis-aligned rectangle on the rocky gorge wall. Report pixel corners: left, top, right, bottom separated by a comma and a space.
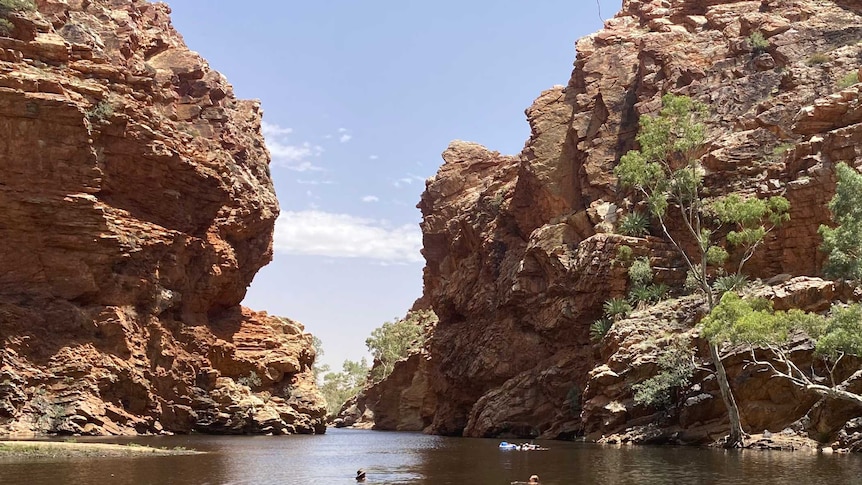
0, 0, 325, 436
364, 0, 862, 447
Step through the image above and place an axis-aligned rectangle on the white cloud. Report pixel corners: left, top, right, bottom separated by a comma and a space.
339, 134, 352, 143
338, 128, 349, 133
297, 179, 335, 186
273, 211, 423, 263
261, 121, 325, 171
261, 121, 293, 137
393, 174, 427, 188
369, 155, 379, 160
361, 195, 379, 203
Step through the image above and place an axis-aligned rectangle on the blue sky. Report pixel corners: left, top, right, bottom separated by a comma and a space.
164, 0, 621, 372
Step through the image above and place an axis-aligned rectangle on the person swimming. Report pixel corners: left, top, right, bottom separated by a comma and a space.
356, 469, 366, 481
510, 474, 540, 484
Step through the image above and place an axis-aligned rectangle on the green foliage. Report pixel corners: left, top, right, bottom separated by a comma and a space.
366, 310, 436, 382
590, 318, 612, 343
838, 72, 859, 89
0, 18, 11, 36
614, 245, 634, 266
236, 371, 262, 389
86, 100, 113, 122
699, 292, 776, 345
628, 257, 653, 287
712, 274, 750, 296
618, 211, 650, 237
820, 162, 862, 282
614, 94, 718, 296
0, 0, 34, 14
312, 335, 326, 381
629, 283, 670, 307
748, 31, 769, 53
699, 293, 862, 365
812, 304, 862, 360
771, 143, 794, 157
320, 358, 369, 416
806, 53, 830, 66
633, 338, 695, 408
626, 256, 669, 307
615, 94, 707, 220
0, 0, 31, 36
683, 267, 703, 294
603, 297, 632, 321
709, 193, 790, 273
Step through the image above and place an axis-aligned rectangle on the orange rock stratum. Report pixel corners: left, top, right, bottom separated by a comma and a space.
0, 0, 325, 436
358, 0, 862, 450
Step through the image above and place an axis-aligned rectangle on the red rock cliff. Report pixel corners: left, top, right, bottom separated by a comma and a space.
411, 0, 862, 443
0, 0, 325, 436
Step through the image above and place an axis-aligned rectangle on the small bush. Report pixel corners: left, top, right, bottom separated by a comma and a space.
628, 257, 653, 287
0, 0, 34, 14
0, 18, 11, 36
236, 371, 262, 389
633, 339, 694, 409
837, 72, 859, 90
629, 283, 670, 307
806, 53, 830, 66
628, 285, 653, 307
618, 211, 650, 237
614, 245, 633, 266
86, 100, 113, 122
684, 268, 703, 294
650, 283, 670, 301
603, 297, 632, 320
748, 31, 769, 54
772, 142, 793, 157
712, 274, 750, 296
590, 318, 612, 343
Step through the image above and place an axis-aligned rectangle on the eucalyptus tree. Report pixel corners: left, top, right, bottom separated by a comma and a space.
614, 93, 789, 447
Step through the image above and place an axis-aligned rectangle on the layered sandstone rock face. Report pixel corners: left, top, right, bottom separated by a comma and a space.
408, 0, 862, 444
0, 0, 325, 436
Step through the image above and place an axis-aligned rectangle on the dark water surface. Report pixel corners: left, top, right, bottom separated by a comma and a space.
2, 428, 862, 484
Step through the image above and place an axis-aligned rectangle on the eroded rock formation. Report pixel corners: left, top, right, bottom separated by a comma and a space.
366, 0, 862, 447
0, 0, 325, 436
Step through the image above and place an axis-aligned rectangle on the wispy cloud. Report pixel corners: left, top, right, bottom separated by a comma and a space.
393, 174, 427, 188
262, 121, 325, 171
297, 179, 336, 186
369, 155, 379, 160
273, 211, 423, 263
361, 195, 379, 203
337, 128, 352, 143
261, 121, 294, 137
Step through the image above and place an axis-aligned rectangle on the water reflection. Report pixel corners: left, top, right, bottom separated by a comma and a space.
1, 430, 862, 484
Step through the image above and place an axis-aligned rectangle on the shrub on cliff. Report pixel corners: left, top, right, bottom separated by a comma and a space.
819, 162, 862, 282
701, 293, 862, 409
747, 31, 769, 54
614, 93, 790, 448
0, 0, 34, 34
0, 0, 32, 37
366, 309, 437, 383
0, 0, 34, 14
633, 338, 694, 409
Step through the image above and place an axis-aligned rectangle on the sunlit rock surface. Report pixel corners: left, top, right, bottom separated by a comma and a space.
0, 0, 325, 436
402, 0, 862, 448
